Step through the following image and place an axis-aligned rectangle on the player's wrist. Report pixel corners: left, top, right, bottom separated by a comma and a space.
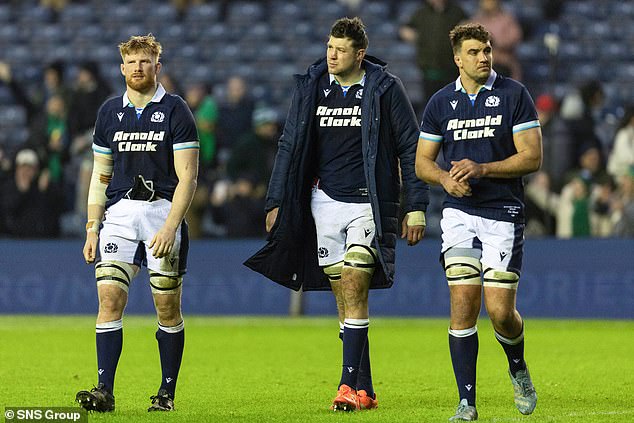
406, 211, 426, 227
86, 219, 101, 234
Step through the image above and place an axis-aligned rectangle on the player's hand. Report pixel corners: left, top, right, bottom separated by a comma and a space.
265, 207, 279, 233
401, 211, 426, 246
449, 159, 484, 183
440, 172, 472, 197
83, 232, 99, 263
149, 226, 177, 258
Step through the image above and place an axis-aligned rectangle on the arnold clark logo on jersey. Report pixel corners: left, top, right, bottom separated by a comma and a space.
316, 105, 361, 127
447, 114, 502, 141
113, 130, 165, 151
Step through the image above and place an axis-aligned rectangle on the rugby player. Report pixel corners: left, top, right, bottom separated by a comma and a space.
416, 23, 541, 421
245, 17, 429, 411
75, 34, 199, 413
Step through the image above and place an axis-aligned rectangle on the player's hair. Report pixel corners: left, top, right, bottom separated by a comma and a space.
118, 33, 162, 62
330, 17, 368, 50
449, 23, 491, 53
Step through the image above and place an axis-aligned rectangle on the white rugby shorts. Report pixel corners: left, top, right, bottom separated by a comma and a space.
440, 208, 524, 273
310, 186, 375, 267
99, 198, 187, 276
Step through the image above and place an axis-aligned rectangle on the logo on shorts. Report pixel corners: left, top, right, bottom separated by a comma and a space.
318, 247, 329, 258
364, 228, 372, 238
500, 251, 508, 261
104, 243, 118, 254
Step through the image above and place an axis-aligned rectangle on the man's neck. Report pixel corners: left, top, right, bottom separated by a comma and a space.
126, 84, 157, 108
459, 75, 487, 95
333, 67, 365, 87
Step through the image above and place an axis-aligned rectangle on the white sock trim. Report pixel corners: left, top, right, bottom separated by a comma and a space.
96, 319, 122, 333
343, 318, 369, 329
339, 321, 344, 332
159, 321, 184, 333
495, 328, 524, 345
449, 326, 477, 338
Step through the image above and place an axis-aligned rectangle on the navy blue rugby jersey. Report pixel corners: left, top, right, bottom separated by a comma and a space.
315, 72, 368, 203
92, 84, 199, 208
419, 71, 539, 223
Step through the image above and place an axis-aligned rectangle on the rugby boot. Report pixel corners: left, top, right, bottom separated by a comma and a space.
449, 399, 478, 421
357, 390, 378, 410
75, 383, 115, 412
148, 389, 174, 411
331, 384, 359, 412
509, 367, 537, 415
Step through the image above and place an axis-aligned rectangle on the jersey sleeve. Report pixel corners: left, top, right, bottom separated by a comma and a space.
512, 85, 540, 134
419, 97, 444, 143
171, 97, 200, 151
92, 103, 112, 155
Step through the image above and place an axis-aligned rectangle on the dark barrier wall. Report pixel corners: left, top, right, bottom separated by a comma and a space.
0, 239, 632, 318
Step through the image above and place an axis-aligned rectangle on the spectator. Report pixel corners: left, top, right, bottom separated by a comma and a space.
226, 106, 279, 191
0, 149, 63, 238
535, 93, 574, 192
612, 171, 634, 237
158, 72, 182, 97
42, 60, 70, 105
557, 145, 611, 238
561, 80, 605, 163
216, 76, 254, 169
67, 61, 112, 224
400, 0, 467, 107
211, 107, 280, 238
470, 0, 523, 80
185, 82, 219, 177
67, 61, 112, 141
525, 171, 557, 237
183, 82, 219, 238
557, 176, 590, 238
29, 94, 69, 185
607, 105, 634, 179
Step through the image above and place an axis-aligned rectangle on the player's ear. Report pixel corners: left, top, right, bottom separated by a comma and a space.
356, 48, 366, 62
155, 61, 162, 75
454, 53, 461, 68
120, 63, 125, 76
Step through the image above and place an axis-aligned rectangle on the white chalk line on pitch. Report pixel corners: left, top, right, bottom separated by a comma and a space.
489, 409, 634, 422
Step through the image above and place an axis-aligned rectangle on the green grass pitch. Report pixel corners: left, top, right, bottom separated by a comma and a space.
1, 316, 633, 422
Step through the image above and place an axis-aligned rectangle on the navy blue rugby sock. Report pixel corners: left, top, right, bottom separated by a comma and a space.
156, 321, 185, 398
338, 322, 374, 397
449, 326, 478, 406
495, 325, 527, 376
96, 319, 123, 393
339, 319, 369, 390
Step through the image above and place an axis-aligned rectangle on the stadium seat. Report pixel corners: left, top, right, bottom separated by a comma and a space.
0, 4, 12, 22
59, 3, 95, 24
226, 2, 265, 26
17, 5, 53, 24
184, 3, 221, 23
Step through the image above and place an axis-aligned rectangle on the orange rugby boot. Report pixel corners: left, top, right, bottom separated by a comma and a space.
357, 390, 378, 410
331, 384, 359, 412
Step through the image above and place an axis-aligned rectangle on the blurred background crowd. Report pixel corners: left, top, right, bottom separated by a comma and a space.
0, 0, 632, 239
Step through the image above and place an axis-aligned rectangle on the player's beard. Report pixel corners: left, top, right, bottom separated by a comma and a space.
126, 73, 155, 93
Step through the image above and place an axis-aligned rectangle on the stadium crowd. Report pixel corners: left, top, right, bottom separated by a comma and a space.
0, 0, 632, 239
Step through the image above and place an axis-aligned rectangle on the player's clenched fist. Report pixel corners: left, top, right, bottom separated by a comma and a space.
83, 232, 99, 264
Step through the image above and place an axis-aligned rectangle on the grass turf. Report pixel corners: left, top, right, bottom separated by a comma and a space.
0, 316, 633, 422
